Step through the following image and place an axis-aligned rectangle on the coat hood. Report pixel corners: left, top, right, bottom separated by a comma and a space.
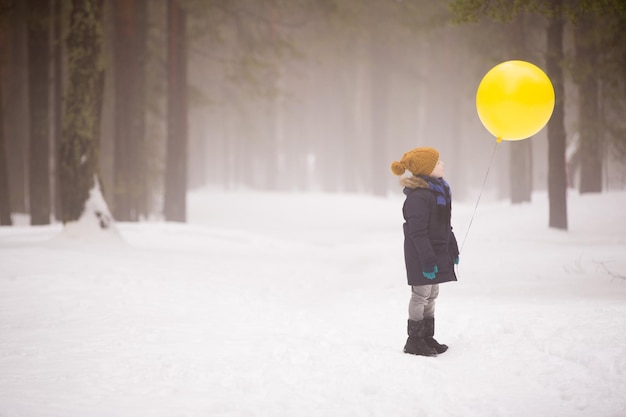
400, 176, 430, 190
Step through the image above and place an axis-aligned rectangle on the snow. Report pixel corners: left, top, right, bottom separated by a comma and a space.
1, 188, 626, 417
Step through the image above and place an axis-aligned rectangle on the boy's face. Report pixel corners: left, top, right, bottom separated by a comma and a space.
430, 160, 445, 178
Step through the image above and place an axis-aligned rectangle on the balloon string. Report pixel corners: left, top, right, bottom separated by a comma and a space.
459, 140, 499, 253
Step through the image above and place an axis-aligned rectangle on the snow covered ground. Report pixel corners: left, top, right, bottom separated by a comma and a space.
1, 188, 625, 417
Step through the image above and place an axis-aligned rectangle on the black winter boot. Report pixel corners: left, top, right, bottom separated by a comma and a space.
423, 317, 448, 354
404, 320, 438, 356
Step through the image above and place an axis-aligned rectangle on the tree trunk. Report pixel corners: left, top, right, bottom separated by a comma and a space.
27, 1, 51, 223
52, 0, 63, 221
545, 1, 568, 230
5, 1, 28, 214
59, 0, 105, 223
163, 0, 187, 222
508, 14, 532, 204
0, 79, 12, 225
509, 140, 532, 204
369, 29, 389, 197
112, 0, 148, 221
27, 0, 51, 225
113, 0, 135, 221
0, 21, 13, 225
344, 40, 369, 193
575, 14, 602, 194
132, 0, 148, 218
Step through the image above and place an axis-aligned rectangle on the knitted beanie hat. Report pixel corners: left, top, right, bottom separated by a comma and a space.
390, 147, 440, 177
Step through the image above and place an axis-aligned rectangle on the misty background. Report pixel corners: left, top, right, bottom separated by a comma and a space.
1, 0, 625, 227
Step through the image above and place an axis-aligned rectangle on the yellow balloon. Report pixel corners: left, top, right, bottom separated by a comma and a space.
476, 60, 555, 141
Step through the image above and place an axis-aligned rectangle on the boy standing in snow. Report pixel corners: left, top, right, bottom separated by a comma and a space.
390, 147, 459, 357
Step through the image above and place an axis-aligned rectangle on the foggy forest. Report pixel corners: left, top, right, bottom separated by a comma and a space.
1, 0, 625, 228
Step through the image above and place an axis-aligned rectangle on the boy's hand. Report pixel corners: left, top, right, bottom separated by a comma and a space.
422, 265, 438, 280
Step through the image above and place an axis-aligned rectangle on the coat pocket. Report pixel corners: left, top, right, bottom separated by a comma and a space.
432, 239, 453, 272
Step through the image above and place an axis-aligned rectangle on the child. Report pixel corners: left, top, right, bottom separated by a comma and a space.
390, 147, 459, 357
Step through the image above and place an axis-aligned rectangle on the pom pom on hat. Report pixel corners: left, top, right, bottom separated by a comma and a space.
390, 147, 439, 177
390, 161, 406, 176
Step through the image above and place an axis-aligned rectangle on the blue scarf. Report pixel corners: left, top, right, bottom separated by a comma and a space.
417, 176, 452, 223
418, 176, 452, 207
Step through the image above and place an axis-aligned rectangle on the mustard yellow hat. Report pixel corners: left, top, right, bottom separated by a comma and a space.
390, 147, 439, 177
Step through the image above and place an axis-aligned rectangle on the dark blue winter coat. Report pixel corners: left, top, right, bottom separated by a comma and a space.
401, 176, 459, 286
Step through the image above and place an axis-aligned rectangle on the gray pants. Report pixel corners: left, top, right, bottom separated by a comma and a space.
408, 284, 439, 321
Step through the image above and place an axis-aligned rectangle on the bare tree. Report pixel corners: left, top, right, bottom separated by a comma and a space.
0, 9, 13, 225
59, 0, 106, 223
27, 0, 51, 225
545, 0, 568, 230
163, 0, 188, 222
574, 12, 602, 194
0, 79, 11, 225
112, 0, 149, 221
52, 0, 63, 220
508, 14, 533, 204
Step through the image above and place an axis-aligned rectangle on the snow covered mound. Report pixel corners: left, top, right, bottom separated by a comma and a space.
57, 178, 122, 244
1, 189, 625, 417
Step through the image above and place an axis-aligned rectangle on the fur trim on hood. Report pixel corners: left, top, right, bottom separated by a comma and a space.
400, 176, 430, 189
